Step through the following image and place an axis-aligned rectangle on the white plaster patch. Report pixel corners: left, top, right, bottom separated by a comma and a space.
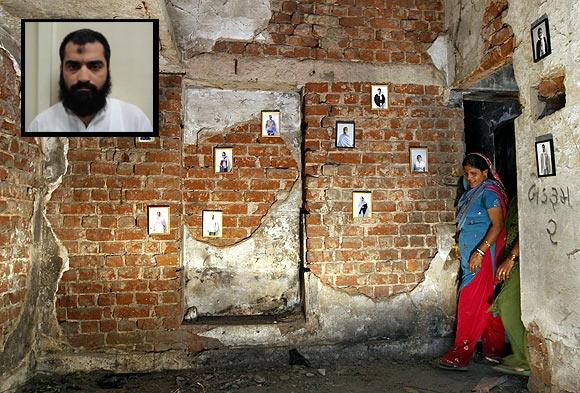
167, 0, 272, 56
182, 182, 302, 318
427, 35, 449, 84
183, 86, 302, 162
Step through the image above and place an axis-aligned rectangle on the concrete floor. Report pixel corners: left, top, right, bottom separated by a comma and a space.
18, 353, 529, 393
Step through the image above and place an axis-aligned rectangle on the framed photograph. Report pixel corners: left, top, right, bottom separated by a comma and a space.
335, 121, 355, 148
202, 210, 223, 238
136, 136, 155, 143
535, 139, 556, 177
410, 147, 428, 173
352, 191, 372, 218
214, 147, 233, 173
148, 206, 170, 235
371, 84, 388, 110
261, 110, 280, 137
531, 15, 551, 63
21, 19, 159, 137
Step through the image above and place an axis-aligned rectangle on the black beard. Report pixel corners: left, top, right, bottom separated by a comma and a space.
59, 73, 112, 118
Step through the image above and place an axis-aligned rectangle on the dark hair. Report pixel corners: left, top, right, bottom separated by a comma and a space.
59, 29, 111, 66
462, 153, 490, 172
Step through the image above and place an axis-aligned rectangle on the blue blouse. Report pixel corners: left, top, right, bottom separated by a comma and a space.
458, 189, 502, 289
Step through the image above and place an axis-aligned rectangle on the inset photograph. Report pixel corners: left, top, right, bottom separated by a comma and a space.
22, 19, 158, 136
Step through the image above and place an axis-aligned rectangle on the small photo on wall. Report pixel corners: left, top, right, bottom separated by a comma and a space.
371, 84, 388, 110
261, 110, 280, 137
214, 147, 233, 173
335, 121, 355, 148
148, 206, 170, 235
535, 138, 556, 177
202, 210, 223, 238
136, 136, 155, 143
353, 191, 372, 218
410, 147, 428, 173
531, 15, 551, 63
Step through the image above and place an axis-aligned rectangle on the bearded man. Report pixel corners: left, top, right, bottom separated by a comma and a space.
27, 28, 152, 132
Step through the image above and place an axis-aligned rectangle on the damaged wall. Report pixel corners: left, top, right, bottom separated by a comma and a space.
182, 87, 302, 318
303, 81, 463, 298
1, 0, 468, 385
447, 0, 580, 391
446, 0, 514, 88
504, 1, 580, 392
169, 0, 444, 64
48, 75, 184, 351
0, 47, 48, 391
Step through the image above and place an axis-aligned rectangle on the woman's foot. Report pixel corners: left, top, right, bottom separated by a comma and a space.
492, 364, 530, 376
438, 358, 469, 371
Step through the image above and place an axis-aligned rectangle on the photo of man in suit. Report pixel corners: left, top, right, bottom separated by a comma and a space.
373, 88, 386, 109
531, 18, 551, 62
535, 27, 548, 59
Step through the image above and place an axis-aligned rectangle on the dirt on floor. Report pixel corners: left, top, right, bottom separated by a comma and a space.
18, 352, 528, 393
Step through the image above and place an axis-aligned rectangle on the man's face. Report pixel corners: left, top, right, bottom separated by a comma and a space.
59, 41, 111, 117
538, 28, 543, 38
377, 89, 381, 94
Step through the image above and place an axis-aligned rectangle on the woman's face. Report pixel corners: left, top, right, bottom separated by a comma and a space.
463, 165, 488, 189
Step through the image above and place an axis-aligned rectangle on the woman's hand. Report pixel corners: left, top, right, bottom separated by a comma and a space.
496, 258, 515, 281
469, 252, 483, 273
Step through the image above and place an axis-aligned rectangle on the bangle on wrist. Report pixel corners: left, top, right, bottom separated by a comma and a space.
484, 240, 492, 248
475, 248, 485, 256
510, 253, 518, 261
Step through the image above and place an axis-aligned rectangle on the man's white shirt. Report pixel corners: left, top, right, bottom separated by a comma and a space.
27, 98, 152, 132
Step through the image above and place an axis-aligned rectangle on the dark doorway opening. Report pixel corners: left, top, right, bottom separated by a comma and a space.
463, 100, 521, 200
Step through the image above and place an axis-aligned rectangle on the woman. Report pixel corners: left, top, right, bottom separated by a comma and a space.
439, 153, 508, 371
491, 197, 530, 376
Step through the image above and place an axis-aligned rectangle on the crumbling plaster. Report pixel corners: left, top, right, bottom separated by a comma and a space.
0, 0, 182, 71
0, 137, 69, 393
184, 53, 445, 89
183, 181, 302, 319
182, 86, 302, 319
445, 0, 486, 86
31, 224, 460, 376
183, 86, 301, 161
503, 1, 580, 391
199, 224, 459, 348
166, 0, 272, 59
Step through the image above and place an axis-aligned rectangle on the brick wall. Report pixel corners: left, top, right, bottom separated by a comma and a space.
0, 49, 41, 349
49, 74, 184, 349
461, 0, 514, 85
213, 0, 443, 64
303, 81, 463, 298
183, 122, 300, 246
